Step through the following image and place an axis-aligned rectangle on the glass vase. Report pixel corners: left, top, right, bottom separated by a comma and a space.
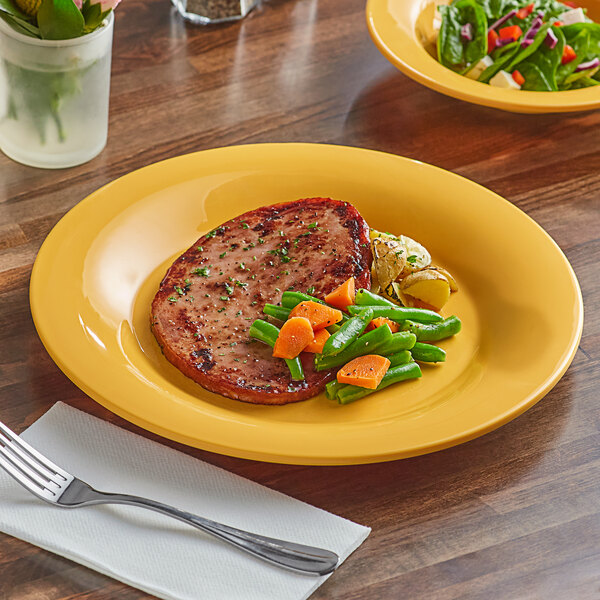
0, 13, 114, 169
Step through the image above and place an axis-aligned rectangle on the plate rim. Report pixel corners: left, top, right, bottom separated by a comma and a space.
29, 142, 584, 465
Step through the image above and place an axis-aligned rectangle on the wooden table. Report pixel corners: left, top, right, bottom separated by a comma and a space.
1, 0, 599, 597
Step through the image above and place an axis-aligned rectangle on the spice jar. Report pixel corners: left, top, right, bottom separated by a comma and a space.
172, 0, 258, 24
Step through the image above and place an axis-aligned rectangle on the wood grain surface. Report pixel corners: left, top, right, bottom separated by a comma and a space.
1, 0, 599, 598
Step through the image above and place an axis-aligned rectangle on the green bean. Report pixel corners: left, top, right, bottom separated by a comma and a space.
347, 304, 442, 323
337, 362, 422, 405
400, 316, 461, 342
387, 350, 413, 367
326, 323, 341, 334
280, 291, 349, 322
410, 342, 446, 363
262, 304, 291, 321
354, 289, 397, 308
376, 331, 417, 354
248, 319, 304, 381
281, 291, 321, 308
321, 308, 374, 357
314, 324, 393, 371
325, 380, 344, 400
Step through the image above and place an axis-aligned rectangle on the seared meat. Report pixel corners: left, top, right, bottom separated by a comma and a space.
151, 198, 372, 404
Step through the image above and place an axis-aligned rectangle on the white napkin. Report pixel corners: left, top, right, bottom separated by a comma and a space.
0, 403, 369, 600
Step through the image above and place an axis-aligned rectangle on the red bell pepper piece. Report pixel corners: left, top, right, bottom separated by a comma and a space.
516, 3, 534, 19
498, 25, 523, 41
553, 20, 564, 27
562, 1, 578, 7
512, 70, 525, 86
561, 44, 577, 65
488, 29, 499, 51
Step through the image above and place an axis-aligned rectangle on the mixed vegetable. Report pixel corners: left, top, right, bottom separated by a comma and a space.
249, 276, 462, 405
431, 0, 599, 90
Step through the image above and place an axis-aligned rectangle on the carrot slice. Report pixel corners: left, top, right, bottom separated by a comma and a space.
366, 317, 400, 333
289, 301, 343, 330
272, 317, 315, 359
324, 277, 356, 311
304, 328, 330, 354
337, 354, 391, 389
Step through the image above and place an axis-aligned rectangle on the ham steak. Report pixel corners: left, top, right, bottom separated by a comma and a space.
151, 198, 372, 404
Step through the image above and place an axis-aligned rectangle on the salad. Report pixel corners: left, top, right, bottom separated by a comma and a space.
432, 0, 600, 90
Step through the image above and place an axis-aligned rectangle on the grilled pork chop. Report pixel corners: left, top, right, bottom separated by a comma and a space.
151, 198, 372, 404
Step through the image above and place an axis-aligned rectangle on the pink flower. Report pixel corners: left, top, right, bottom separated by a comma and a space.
90, 0, 121, 11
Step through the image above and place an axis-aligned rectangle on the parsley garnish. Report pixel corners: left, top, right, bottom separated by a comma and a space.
407, 255, 418, 264
191, 267, 210, 277
307, 286, 315, 294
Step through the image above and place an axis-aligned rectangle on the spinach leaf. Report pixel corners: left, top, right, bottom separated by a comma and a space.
568, 76, 600, 89
478, 41, 520, 82
563, 65, 600, 86
473, 0, 518, 20
524, 25, 565, 89
518, 62, 554, 90
534, 0, 573, 20
458, 0, 488, 64
556, 26, 591, 85
438, 5, 466, 68
438, 0, 488, 72
505, 22, 553, 71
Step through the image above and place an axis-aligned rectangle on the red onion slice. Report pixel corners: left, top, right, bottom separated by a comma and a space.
521, 16, 543, 47
488, 9, 517, 32
461, 23, 474, 41
496, 37, 515, 48
575, 58, 600, 73
544, 29, 558, 49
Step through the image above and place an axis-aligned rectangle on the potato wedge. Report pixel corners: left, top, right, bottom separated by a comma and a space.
399, 270, 451, 312
370, 230, 431, 279
372, 237, 406, 291
422, 265, 458, 292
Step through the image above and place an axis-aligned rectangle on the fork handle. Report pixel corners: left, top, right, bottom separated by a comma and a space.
81, 488, 338, 576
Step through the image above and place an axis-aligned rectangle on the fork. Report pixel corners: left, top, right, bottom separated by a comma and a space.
0, 420, 339, 576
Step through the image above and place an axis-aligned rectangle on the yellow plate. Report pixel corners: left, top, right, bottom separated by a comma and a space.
367, 0, 600, 114
30, 144, 582, 465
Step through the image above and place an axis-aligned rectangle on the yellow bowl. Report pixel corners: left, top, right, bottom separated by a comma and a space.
367, 0, 600, 113
30, 144, 583, 465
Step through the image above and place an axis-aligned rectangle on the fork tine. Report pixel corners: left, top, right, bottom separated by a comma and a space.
0, 447, 58, 502
0, 444, 58, 493
0, 421, 69, 481
0, 431, 63, 485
